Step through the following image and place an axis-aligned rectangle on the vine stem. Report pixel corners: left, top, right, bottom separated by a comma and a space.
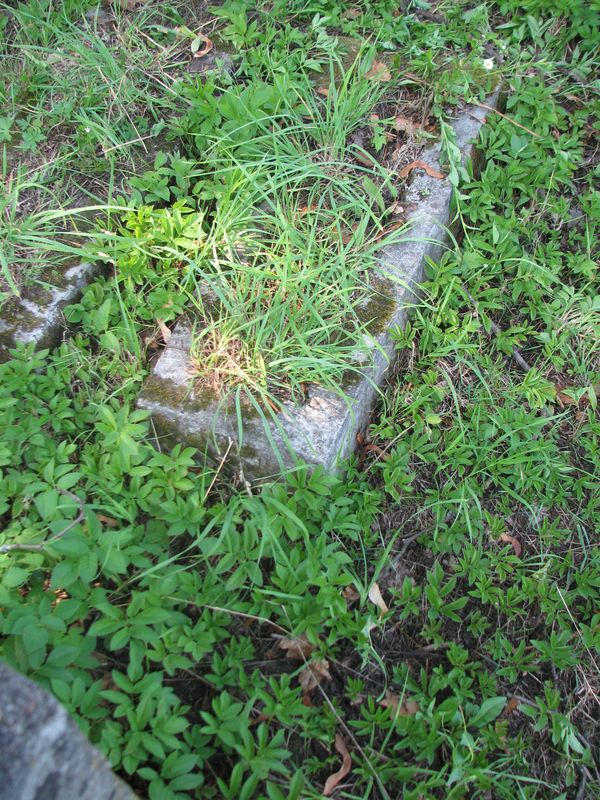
0, 488, 85, 554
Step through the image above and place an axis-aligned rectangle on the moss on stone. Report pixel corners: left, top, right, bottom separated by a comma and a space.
356, 276, 397, 335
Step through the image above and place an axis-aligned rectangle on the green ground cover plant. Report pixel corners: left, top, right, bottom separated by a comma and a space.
0, 0, 204, 293
0, 1, 598, 798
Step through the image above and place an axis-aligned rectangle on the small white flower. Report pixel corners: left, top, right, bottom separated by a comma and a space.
85, 127, 91, 133
482, 58, 494, 71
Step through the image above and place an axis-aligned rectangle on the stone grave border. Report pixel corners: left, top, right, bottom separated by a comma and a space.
0, 261, 99, 360
137, 89, 501, 479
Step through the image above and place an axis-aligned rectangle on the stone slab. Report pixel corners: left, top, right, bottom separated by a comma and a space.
138, 91, 500, 479
0, 261, 98, 361
0, 661, 137, 800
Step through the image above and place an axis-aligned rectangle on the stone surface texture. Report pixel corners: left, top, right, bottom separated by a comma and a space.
0, 661, 137, 800
0, 261, 98, 361
140, 92, 500, 478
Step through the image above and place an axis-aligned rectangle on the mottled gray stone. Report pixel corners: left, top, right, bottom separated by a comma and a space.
138, 91, 500, 479
0, 261, 99, 361
0, 661, 136, 800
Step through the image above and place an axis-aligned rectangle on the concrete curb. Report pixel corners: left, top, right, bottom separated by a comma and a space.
138, 91, 499, 478
0, 261, 98, 361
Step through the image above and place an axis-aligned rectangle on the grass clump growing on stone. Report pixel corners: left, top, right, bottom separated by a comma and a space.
100, 50, 410, 407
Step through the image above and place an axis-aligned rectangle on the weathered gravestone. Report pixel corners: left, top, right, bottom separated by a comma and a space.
0, 661, 136, 800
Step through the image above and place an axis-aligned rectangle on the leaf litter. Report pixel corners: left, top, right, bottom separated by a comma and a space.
323, 735, 352, 796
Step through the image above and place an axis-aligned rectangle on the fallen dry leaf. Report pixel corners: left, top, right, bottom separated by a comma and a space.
365, 442, 391, 460
366, 61, 391, 82
97, 513, 119, 528
249, 712, 271, 727
156, 318, 172, 344
401, 70, 427, 85
380, 689, 420, 716
350, 693, 366, 706
368, 582, 389, 616
299, 659, 330, 693
278, 634, 315, 661
389, 201, 405, 215
342, 7, 361, 19
499, 532, 522, 557
354, 150, 376, 168
556, 390, 577, 407
398, 160, 445, 179
323, 735, 352, 796
393, 115, 421, 135
191, 33, 213, 58
504, 696, 520, 715
316, 86, 330, 97
342, 585, 360, 603
554, 383, 597, 408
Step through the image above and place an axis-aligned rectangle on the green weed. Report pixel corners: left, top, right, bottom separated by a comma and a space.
0, 1, 598, 799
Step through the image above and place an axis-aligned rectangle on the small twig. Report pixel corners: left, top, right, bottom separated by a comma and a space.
102, 131, 161, 154
202, 439, 233, 504
464, 287, 533, 373
0, 489, 85, 554
575, 771, 587, 800
395, 530, 425, 562
170, 600, 290, 636
474, 102, 542, 139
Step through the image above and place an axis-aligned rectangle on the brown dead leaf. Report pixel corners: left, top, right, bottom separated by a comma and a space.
354, 150, 376, 167
366, 61, 391, 82
504, 696, 520, 715
342, 585, 360, 603
323, 735, 352, 796
555, 382, 577, 407
554, 383, 595, 408
317, 86, 329, 97
97, 513, 119, 528
342, 7, 362, 19
278, 634, 315, 661
398, 160, 445, 179
297, 204, 318, 215
365, 442, 391, 460
156, 318, 172, 344
249, 712, 271, 727
299, 659, 330, 693
499, 532, 522, 557
556, 390, 577, 407
393, 115, 421, 135
368, 582, 389, 616
340, 221, 360, 245
380, 690, 420, 716
191, 33, 213, 58
389, 201, 405, 215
